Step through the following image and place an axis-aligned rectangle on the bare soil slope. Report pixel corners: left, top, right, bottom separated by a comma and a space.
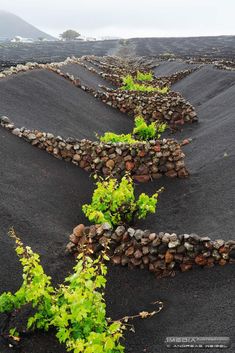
0, 69, 132, 139
61, 63, 117, 91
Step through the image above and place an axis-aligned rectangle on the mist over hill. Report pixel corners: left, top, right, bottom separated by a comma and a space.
0, 10, 55, 40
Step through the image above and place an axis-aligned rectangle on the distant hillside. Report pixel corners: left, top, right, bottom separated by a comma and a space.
0, 10, 56, 40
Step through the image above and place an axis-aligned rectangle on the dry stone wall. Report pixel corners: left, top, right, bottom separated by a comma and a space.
56, 69, 198, 129
93, 89, 197, 128
0, 117, 189, 181
79, 55, 199, 86
56, 59, 198, 128
67, 223, 235, 278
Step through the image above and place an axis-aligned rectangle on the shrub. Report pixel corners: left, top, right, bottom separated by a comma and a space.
100, 132, 137, 144
136, 71, 153, 82
82, 175, 163, 226
133, 116, 167, 140
99, 116, 167, 144
120, 74, 168, 94
0, 230, 124, 353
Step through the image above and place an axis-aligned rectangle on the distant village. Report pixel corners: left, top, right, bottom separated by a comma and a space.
0, 35, 121, 43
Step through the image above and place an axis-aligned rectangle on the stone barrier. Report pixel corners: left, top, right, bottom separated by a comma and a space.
0, 117, 189, 181
67, 223, 235, 278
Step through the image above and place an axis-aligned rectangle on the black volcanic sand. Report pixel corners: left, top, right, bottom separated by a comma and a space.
154, 60, 199, 76
0, 40, 119, 65
137, 65, 235, 239
0, 64, 235, 353
61, 63, 117, 91
1, 36, 235, 68
126, 36, 235, 59
0, 69, 132, 139
173, 65, 235, 105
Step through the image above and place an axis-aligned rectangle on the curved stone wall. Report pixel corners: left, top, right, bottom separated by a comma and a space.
67, 224, 235, 278
0, 117, 189, 180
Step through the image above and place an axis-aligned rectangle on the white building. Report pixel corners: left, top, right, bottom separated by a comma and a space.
11, 36, 34, 43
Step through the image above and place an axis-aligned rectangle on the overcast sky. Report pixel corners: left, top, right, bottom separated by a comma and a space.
0, 0, 234, 39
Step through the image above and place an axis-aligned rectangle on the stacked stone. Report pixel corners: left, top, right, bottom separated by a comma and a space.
0, 117, 188, 180
80, 55, 155, 84
0, 57, 76, 79
81, 56, 198, 88
213, 60, 235, 71
67, 224, 235, 278
93, 90, 197, 128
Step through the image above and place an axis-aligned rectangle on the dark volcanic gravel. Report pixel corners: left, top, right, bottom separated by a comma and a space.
127, 36, 235, 59
154, 61, 199, 76
61, 63, 117, 91
0, 58, 234, 353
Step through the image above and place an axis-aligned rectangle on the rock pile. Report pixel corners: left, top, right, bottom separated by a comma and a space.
0, 117, 189, 180
67, 224, 235, 278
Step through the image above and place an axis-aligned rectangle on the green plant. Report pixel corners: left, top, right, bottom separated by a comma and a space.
99, 132, 138, 144
99, 116, 167, 144
133, 116, 167, 140
82, 175, 163, 226
0, 230, 124, 353
120, 74, 168, 94
136, 71, 153, 82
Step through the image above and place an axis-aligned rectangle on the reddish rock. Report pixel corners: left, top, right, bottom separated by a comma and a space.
134, 249, 143, 259
219, 259, 227, 266
125, 161, 135, 171
165, 170, 177, 178
165, 251, 174, 264
195, 255, 207, 266
219, 246, 230, 254
153, 145, 161, 152
121, 256, 129, 266
181, 139, 191, 146
125, 246, 135, 256
178, 168, 189, 178
79, 160, 88, 168
142, 256, 149, 265
112, 255, 121, 265
46, 146, 53, 153
36, 132, 43, 138
69, 233, 79, 244
130, 257, 142, 266
149, 233, 156, 241
174, 118, 184, 125
106, 159, 115, 169
73, 154, 81, 162
133, 175, 150, 183
166, 162, 175, 170
138, 150, 146, 157
206, 257, 215, 267
73, 224, 85, 238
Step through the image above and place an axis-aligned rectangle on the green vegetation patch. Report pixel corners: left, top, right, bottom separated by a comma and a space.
121, 74, 168, 94
99, 116, 167, 144
82, 175, 163, 227
0, 230, 124, 353
136, 71, 154, 82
